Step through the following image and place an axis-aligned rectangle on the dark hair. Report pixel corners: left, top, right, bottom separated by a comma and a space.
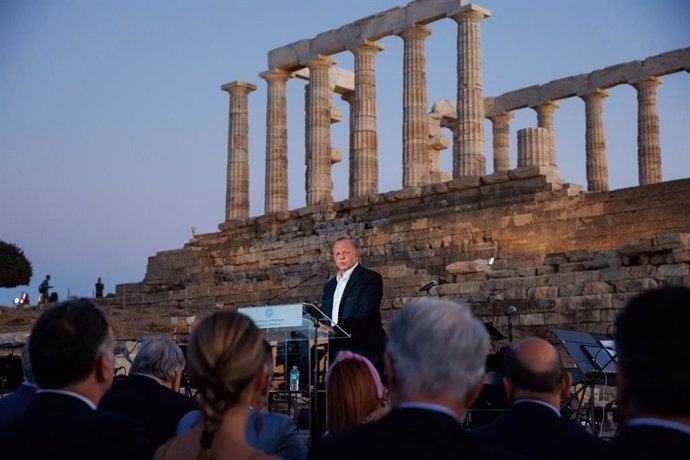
615, 285, 690, 416
29, 298, 110, 389
503, 344, 563, 393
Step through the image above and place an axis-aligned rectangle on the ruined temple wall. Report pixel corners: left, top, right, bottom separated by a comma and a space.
115, 175, 690, 339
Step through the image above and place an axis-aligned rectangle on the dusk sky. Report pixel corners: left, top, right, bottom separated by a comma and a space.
1, 0, 688, 307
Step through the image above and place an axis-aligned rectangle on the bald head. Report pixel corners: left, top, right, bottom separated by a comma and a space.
504, 337, 565, 396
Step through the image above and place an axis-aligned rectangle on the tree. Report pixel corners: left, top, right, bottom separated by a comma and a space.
0, 241, 33, 288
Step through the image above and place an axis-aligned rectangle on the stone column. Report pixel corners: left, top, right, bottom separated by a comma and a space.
632, 77, 662, 185
489, 112, 513, 173
305, 55, 335, 205
350, 40, 384, 198
341, 91, 356, 195
221, 81, 256, 221
580, 89, 609, 192
532, 101, 559, 168
517, 127, 550, 167
400, 24, 432, 187
260, 69, 290, 213
452, 4, 491, 178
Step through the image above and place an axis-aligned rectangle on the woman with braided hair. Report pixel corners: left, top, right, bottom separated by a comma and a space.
154, 311, 279, 460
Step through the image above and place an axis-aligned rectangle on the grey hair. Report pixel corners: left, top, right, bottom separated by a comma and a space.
130, 335, 185, 382
386, 298, 490, 401
21, 339, 35, 384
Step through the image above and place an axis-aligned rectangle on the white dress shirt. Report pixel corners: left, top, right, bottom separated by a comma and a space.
331, 262, 358, 325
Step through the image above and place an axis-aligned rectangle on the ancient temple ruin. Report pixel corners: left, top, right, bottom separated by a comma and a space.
113, 0, 690, 339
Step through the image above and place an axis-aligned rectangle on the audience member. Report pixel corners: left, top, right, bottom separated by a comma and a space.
0, 299, 153, 459
603, 285, 690, 459
99, 335, 198, 448
309, 298, 523, 460
0, 341, 37, 427
176, 339, 307, 460
154, 311, 278, 460
325, 350, 386, 433
471, 337, 606, 459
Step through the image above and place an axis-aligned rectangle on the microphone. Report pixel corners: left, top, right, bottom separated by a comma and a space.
266, 273, 321, 304
419, 279, 446, 293
503, 305, 517, 316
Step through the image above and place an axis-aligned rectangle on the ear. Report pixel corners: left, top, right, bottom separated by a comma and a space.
465, 373, 487, 408
560, 370, 572, 400
502, 377, 514, 403
172, 370, 183, 392
95, 351, 113, 385
384, 353, 395, 388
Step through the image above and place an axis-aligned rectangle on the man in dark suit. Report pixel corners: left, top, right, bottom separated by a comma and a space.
99, 335, 198, 448
0, 298, 153, 460
309, 298, 522, 460
603, 285, 690, 460
320, 237, 386, 378
0, 341, 37, 427
471, 337, 606, 460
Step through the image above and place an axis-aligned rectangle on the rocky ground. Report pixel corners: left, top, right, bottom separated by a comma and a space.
0, 301, 220, 347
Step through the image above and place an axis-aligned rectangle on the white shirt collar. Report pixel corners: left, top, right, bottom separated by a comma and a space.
36, 388, 97, 410
513, 399, 561, 417
627, 417, 690, 435
336, 262, 358, 282
397, 402, 463, 423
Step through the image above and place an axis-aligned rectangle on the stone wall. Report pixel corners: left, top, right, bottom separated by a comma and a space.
113, 172, 690, 342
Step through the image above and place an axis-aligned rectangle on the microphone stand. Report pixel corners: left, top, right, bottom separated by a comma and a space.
265, 273, 318, 305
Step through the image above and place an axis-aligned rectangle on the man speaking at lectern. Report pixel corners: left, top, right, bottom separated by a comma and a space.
321, 237, 386, 380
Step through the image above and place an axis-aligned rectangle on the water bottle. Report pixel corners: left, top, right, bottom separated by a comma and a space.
289, 365, 300, 392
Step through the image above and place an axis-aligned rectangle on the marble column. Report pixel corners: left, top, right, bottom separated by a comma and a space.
580, 89, 609, 192
221, 81, 256, 221
350, 40, 384, 198
632, 77, 662, 185
260, 69, 290, 213
517, 127, 550, 167
400, 24, 431, 187
305, 55, 335, 205
453, 4, 491, 178
489, 112, 513, 173
532, 101, 559, 168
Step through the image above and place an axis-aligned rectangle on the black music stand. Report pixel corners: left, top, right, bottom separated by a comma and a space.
554, 328, 617, 436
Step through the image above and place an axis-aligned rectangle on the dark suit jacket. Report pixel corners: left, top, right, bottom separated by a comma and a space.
471, 400, 607, 460
602, 424, 690, 460
309, 407, 525, 460
321, 264, 386, 365
0, 391, 153, 460
0, 382, 36, 427
99, 373, 198, 448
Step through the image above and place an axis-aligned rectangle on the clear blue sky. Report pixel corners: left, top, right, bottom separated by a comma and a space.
1, 0, 689, 307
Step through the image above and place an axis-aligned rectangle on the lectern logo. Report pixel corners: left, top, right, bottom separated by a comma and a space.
265, 307, 274, 319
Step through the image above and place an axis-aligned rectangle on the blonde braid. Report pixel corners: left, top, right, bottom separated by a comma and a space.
187, 310, 264, 457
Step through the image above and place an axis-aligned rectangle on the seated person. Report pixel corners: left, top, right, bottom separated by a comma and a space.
177, 339, 307, 460
471, 337, 606, 460
155, 311, 278, 460
325, 351, 387, 433
99, 335, 197, 448
0, 341, 37, 427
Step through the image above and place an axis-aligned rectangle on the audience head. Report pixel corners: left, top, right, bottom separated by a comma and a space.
503, 337, 570, 405
385, 298, 490, 414
21, 339, 35, 384
614, 285, 690, 420
326, 351, 385, 432
130, 335, 186, 388
29, 298, 113, 392
187, 310, 265, 449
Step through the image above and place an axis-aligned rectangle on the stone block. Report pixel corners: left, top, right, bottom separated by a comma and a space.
521, 313, 545, 326
657, 263, 690, 278
672, 248, 690, 263
653, 233, 690, 251
543, 312, 573, 325
582, 281, 615, 295
642, 48, 690, 78
614, 278, 659, 293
